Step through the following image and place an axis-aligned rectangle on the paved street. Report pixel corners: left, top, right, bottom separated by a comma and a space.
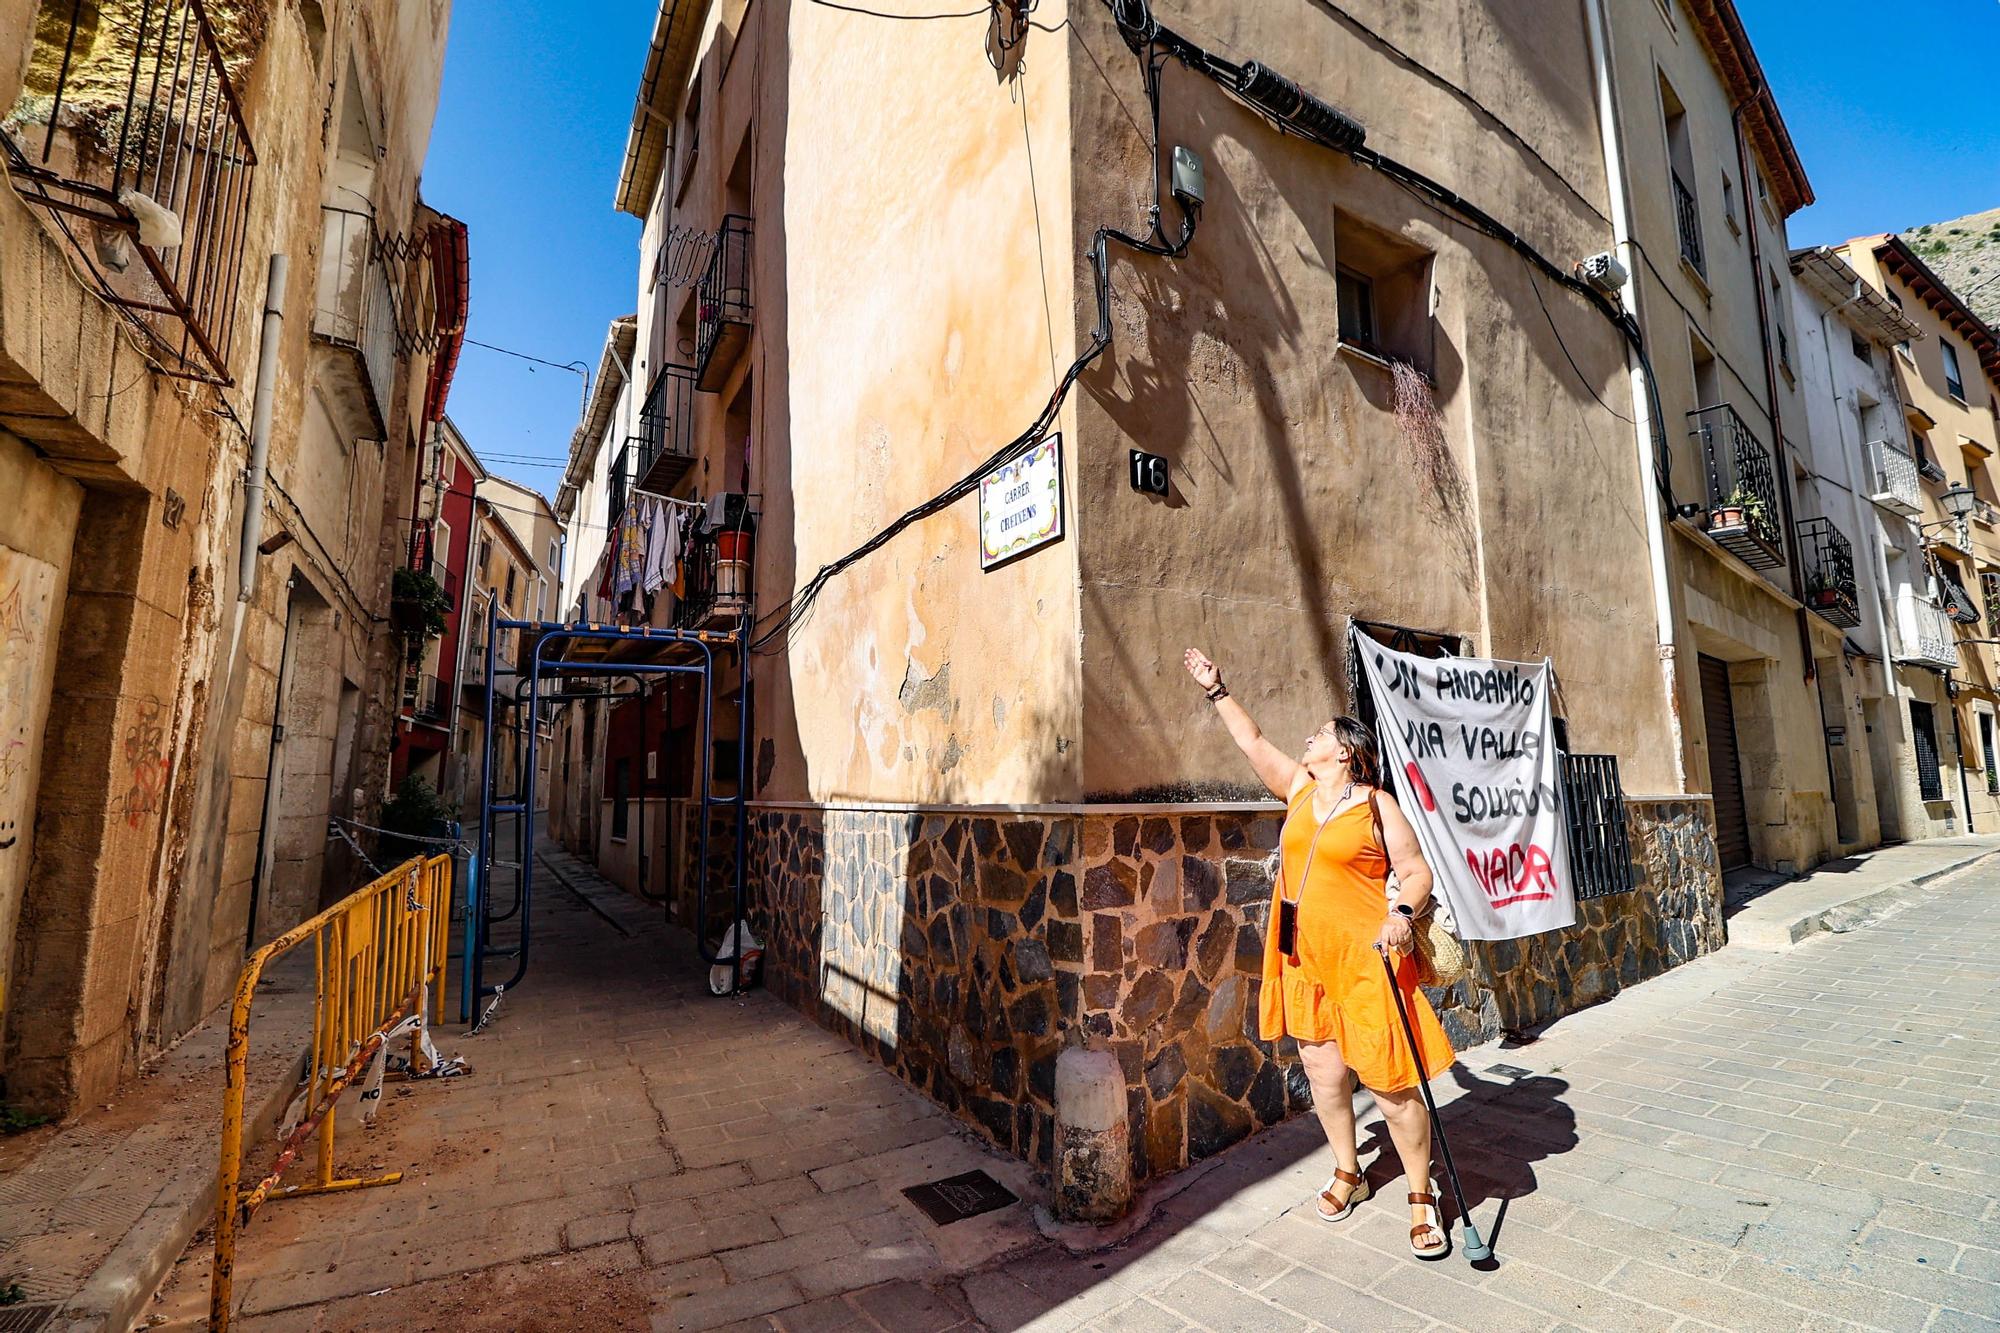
153, 853, 2000, 1332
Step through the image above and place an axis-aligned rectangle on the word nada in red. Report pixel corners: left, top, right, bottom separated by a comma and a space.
1466, 842, 1558, 907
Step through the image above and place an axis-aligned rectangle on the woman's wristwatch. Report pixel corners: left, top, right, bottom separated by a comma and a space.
1391, 903, 1415, 921
1206, 681, 1229, 702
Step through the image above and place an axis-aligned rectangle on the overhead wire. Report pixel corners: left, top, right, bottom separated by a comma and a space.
743, 0, 1685, 652
746, 16, 1193, 655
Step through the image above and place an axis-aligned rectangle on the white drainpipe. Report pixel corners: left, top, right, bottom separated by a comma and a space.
1583, 0, 1688, 790
238, 253, 288, 602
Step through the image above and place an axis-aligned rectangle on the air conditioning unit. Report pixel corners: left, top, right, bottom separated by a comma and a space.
1579, 252, 1629, 295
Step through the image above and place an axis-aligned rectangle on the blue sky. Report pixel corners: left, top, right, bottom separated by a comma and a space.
420, 2, 2000, 498
421, 3, 652, 496
1736, 0, 2000, 247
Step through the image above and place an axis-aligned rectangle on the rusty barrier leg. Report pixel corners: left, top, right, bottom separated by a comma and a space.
210, 854, 452, 1331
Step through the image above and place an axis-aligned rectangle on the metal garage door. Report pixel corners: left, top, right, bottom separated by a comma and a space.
1699, 655, 1752, 871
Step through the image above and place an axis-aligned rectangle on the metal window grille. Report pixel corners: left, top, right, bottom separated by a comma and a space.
1983, 573, 2000, 631
1911, 701, 1943, 803
1562, 753, 1635, 901
1672, 171, 1705, 278
2, 0, 258, 383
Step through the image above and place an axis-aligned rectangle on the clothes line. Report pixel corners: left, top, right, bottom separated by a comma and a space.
630, 487, 703, 513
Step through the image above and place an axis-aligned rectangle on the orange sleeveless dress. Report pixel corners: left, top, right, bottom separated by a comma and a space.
1259, 785, 1456, 1093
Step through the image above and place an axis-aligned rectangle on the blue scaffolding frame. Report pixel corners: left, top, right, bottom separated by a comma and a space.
471, 600, 750, 1015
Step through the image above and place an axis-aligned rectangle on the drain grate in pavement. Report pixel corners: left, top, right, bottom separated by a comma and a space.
901, 1170, 1017, 1226
0, 1304, 59, 1333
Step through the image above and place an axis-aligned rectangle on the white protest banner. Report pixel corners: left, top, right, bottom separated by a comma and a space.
1355, 635, 1576, 942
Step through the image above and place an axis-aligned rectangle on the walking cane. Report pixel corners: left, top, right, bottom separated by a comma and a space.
1378, 946, 1491, 1262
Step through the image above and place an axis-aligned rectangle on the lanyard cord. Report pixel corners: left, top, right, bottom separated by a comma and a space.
1280, 782, 1356, 907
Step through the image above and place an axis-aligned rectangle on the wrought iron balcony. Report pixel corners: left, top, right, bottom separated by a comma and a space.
695, 215, 752, 392
314, 206, 400, 425
1866, 439, 1922, 518
670, 524, 752, 630
1, 0, 257, 383
412, 673, 447, 725
1690, 403, 1784, 570
1798, 517, 1860, 628
1900, 591, 1958, 670
634, 363, 698, 493
1672, 171, 1705, 280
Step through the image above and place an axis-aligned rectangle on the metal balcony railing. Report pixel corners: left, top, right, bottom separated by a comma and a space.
414, 673, 447, 724
1691, 403, 1784, 570
2, 0, 258, 383
695, 215, 752, 391
1901, 592, 1959, 670
1672, 171, 1705, 280
634, 363, 698, 492
1866, 439, 1923, 518
314, 207, 400, 424
1985, 572, 2000, 631
1798, 517, 1861, 629
670, 523, 752, 630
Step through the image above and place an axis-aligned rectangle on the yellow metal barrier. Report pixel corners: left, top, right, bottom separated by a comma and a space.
210, 854, 452, 1330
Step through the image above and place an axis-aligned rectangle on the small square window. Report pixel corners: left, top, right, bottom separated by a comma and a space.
1333, 211, 1435, 374
1851, 332, 1872, 364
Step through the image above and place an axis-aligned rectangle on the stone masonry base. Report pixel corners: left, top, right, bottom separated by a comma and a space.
744, 797, 1722, 1200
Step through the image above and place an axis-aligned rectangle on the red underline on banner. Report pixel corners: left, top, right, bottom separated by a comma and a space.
1489, 892, 1558, 907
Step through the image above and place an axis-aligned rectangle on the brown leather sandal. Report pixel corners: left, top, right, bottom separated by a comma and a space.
1408, 1186, 1448, 1259
1315, 1165, 1371, 1223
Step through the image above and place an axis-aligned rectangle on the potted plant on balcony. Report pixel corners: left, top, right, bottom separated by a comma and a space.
1804, 567, 1842, 611
391, 566, 451, 640
1709, 483, 1764, 535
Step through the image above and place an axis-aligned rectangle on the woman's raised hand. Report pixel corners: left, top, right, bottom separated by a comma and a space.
1184, 648, 1221, 692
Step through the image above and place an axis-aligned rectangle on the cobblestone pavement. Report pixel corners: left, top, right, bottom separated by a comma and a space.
153, 851, 2000, 1332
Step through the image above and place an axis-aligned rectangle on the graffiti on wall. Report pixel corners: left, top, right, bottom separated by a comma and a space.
121, 697, 169, 828
0, 551, 58, 851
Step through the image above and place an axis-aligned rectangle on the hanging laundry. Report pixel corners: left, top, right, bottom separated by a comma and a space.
613, 502, 646, 603
641, 497, 672, 594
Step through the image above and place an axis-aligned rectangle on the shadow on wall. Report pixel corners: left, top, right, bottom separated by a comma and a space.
755, 702, 1077, 1175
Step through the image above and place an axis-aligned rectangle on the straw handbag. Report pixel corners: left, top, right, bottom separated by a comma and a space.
1370, 792, 1471, 988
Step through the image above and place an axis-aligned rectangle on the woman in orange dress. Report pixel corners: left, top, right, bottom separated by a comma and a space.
1185, 648, 1456, 1258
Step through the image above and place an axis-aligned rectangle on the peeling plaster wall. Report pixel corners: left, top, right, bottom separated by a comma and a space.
0, 0, 452, 1111
1063, 2, 1672, 801
758, 0, 1082, 807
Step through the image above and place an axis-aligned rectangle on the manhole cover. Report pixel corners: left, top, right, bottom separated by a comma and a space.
901, 1170, 1018, 1226
0, 1304, 59, 1333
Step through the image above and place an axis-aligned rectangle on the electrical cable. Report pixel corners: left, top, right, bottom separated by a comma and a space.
746, 0, 1692, 651
746, 15, 1195, 655
804, 0, 991, 18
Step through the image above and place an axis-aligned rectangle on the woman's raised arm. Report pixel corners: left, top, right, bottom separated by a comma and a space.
1184, 648, 1304, 801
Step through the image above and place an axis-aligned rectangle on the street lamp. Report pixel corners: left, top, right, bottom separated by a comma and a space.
1941, 484, 1980, 524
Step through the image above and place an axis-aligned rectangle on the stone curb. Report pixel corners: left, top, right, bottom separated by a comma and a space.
51, 1043, 308, 1333
1742, 845, 2000, 949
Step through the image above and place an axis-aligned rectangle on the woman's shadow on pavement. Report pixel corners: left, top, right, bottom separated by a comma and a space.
1356, 1064, 1577, 1267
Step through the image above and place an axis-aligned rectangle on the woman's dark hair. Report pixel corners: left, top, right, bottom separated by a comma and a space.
1332, 716, 1382, 788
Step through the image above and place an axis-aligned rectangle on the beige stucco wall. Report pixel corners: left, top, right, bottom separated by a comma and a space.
753, 0, 1081, 804
1064, 1, 1671, 798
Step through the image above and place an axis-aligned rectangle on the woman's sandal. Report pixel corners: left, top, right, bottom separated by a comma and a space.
1408, 1186, 1448, 1259
1315, 1165, 1371, 1222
